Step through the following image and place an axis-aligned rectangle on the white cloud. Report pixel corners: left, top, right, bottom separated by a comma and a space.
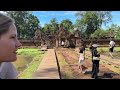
0, 11, 7, 14
45, 12, 57, 16
64, 11, 77, 15
34, 11, 76, 17
40, 23, 44, 27
33, 11, 47, 13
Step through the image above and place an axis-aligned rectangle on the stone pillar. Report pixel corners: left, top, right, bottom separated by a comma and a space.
56, 39, 59, 47
65, 39, 69, 48
58, 38, 61, 47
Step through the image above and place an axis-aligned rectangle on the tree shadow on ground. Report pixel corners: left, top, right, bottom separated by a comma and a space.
98, 73, 118, 79
98, 73, 112, 79
84, 71, 119, 79
84, 71, 92, 74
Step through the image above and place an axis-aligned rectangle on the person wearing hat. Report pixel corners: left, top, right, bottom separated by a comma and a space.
91, 43, 100, 79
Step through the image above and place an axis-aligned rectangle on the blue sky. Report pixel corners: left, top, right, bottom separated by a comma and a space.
0, 11, 120, 30
32, 11, 120, 30
32, 11, 77, 27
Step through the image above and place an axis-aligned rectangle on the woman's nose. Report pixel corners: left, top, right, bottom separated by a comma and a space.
16, 40, 22, 48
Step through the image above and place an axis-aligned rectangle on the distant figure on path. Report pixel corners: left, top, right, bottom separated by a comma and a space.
61, 41, 64, 47
89, 43, 93, 54
78, 43, 86, 74
109, 39, 115, 59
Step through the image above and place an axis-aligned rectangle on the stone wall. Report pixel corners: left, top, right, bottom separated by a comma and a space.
19, 39, 120, 47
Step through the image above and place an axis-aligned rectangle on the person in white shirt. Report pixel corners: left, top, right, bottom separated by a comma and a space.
109, 39, 115, 58
78, 42, 87, 74
61, 41, 64, 47
0, 13, 22, 79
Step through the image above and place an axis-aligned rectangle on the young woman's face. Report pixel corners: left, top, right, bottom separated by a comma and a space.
0, 23, 22, 62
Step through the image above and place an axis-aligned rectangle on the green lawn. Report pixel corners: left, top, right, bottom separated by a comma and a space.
56, 50, 76, 79
13, 48, 45, 79
86, 47, 120, 52
17, 48, 41, 57
17, 54, 44, 79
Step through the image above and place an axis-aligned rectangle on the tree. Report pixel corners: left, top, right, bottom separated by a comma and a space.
6, 11, 40, 39
5, 11, 30, 39
91, 28, 108, 39
115, 26, 120, 39
75, 11, 112, 39
50, 18, 58, 30
43, 24, 51, 33
25, 14, 40, 39
49, 18, 59, 36
107, 24, 120, 39
60, 19, 73, 32
42, 18, 59, 40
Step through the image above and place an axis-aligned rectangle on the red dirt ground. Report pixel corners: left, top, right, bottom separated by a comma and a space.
58, 48, 120, 79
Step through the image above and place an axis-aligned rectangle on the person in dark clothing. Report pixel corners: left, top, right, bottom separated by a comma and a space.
91, 44, 100, 79
89, 43, 93, 54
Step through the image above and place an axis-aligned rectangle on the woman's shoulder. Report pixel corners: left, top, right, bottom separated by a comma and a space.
1, 62, 13, 67
0, 62, 13, 71
0, 62, 13, 79
0, 62, 18, 79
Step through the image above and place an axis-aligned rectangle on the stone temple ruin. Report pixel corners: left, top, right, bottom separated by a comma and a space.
33, 27, 83, 49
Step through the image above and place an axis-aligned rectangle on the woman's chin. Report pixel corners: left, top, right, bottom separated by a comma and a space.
7, 57, 17, 62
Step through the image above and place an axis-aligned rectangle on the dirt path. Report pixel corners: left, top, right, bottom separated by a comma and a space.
32, 49, 60, 79
58, 48, 120, 79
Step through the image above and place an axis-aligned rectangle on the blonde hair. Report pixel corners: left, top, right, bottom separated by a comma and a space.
0, 13, 14, 37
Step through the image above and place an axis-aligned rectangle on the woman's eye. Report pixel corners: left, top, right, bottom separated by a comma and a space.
11, 37, 15, 38
10, 36, 16, 39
